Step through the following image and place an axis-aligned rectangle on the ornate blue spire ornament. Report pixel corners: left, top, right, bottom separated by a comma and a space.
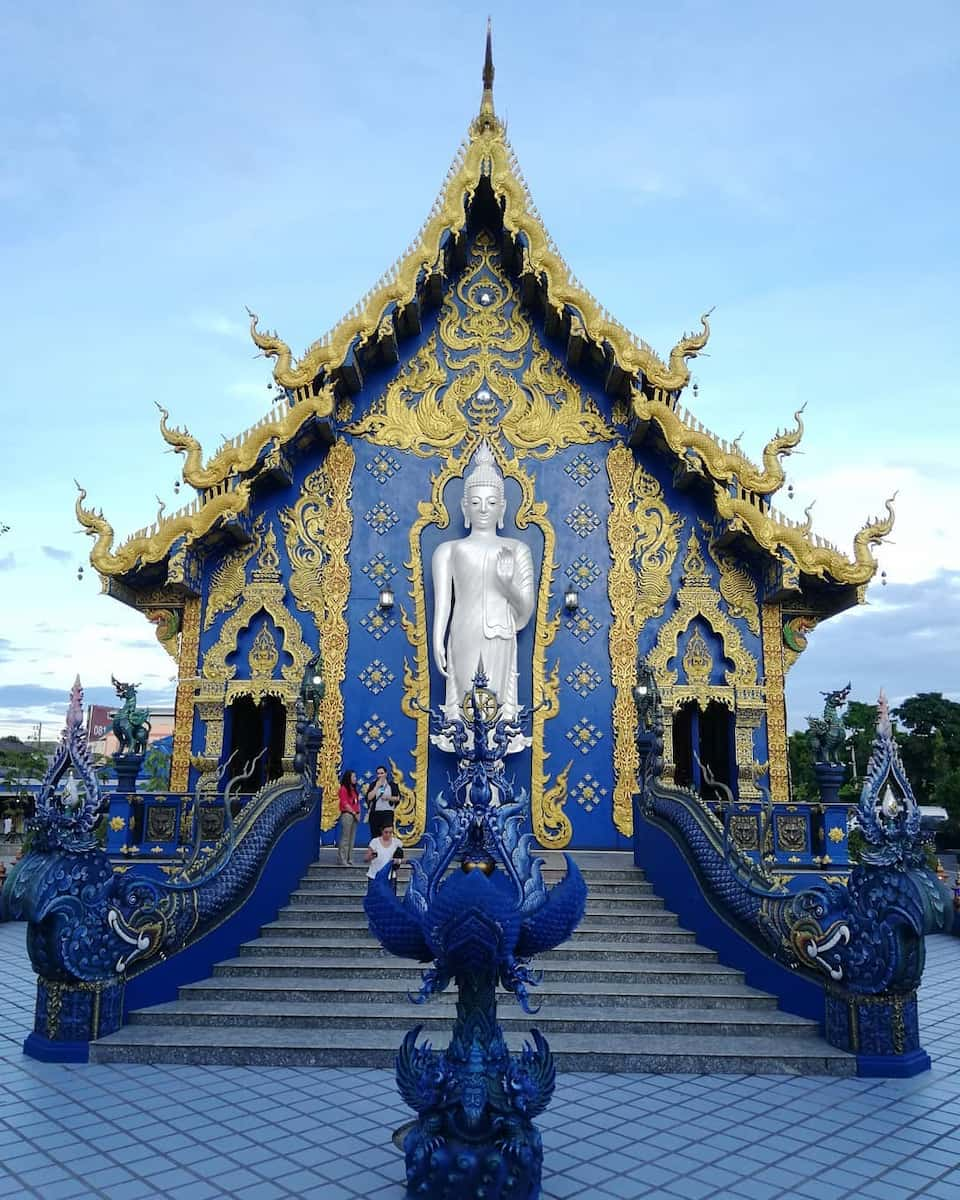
364, 668, 587, 1199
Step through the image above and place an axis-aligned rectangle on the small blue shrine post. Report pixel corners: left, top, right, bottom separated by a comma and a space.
365, 671, 587, 1200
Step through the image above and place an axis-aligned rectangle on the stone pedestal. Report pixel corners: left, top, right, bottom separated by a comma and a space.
25, 975, 125, 1063
814, 762, 847, 807
824, 988, 930, 1077
112, 752, 144, 794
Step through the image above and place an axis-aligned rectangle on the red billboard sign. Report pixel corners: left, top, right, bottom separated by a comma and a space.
87, 705, 112, 742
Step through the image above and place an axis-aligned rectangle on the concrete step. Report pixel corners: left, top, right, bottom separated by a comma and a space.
260, 917, 683, 940
93, 853, 852, 1076
290, 879, 657, 900
282, 894, 664, 915
302, 865, 647, 884
181, 974, 781, 1010
90, 1025, 855, 1075
216, 954, 746, 986
272, 912, 698, 945
127, 999, 820, 1039
240, 936, 710, 963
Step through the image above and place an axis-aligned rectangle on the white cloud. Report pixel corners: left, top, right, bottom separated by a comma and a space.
189, 311, 246, 338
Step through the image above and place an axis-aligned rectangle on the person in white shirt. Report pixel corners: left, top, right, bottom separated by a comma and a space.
365, 824, 403, 884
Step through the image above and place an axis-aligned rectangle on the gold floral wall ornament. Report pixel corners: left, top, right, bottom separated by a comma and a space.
495, 335, 615, 459
682, 627, 714, 684
606, 450, 684, 836
170, 596, 201, 791
248, 623, 280, 679
634, 470, 684, 628
699, 521, 760, 635
306, 441, 356, 832
278, 467, 329, 619
761, 601, 790, 803
203, 528, 261, 630
606, 445, 642, 837
345, 333, 471, 456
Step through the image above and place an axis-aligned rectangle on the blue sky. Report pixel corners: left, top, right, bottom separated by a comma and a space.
1, 1, 958, 739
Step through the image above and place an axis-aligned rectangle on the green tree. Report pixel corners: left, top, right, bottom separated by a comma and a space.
0, 747, 47, 797
788, 731, 818, 802
839, 700, 877, 801
143, 745, 172, 792
893, 693, 960, 803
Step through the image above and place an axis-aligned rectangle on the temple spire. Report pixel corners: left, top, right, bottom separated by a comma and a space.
480, 18, 495, 118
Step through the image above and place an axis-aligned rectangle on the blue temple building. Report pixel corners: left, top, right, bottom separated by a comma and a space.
76, 37, 893, 862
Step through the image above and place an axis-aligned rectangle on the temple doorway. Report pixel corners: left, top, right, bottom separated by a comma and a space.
671, 701, 736, 800
225, 696, 286, 791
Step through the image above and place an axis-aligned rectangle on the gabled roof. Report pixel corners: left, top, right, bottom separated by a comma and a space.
76, 28, 893, 604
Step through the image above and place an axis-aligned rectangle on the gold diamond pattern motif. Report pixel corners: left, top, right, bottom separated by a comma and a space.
565, 452, 600, 488
364, 500, 399, 536
362, 552, 398, 584
366, 450, 401, 485
565, 502, 601, 538
566, 554, 601, 590
359, 659, 395, 695
566, 718, 602, 755
565, 661, 602, 697
358, 714, 392, 751
360, 608, 397, 640
572, 773, 608, 813
565, 607, 601, 644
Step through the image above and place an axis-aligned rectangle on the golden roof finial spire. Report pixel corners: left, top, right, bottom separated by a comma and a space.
480, 17, 495, 118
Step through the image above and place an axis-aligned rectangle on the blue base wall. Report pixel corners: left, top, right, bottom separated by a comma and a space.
634, 807, 825, 1024
122, 795, 320, 1015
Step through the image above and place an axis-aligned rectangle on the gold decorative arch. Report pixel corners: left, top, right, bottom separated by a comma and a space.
648, 530, 758, 688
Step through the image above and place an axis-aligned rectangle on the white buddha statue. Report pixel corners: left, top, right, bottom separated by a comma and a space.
431, 441, 536, 750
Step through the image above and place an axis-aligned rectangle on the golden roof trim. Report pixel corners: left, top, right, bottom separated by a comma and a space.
156, 377, 335, 491
76, 479, 251, 578
634, 394, 805, 497
250, 112, 709, 398
713, 489, 896, 587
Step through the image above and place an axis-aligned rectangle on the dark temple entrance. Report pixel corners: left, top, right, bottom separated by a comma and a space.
672, 700, 736, 800
225, 696, 286, 791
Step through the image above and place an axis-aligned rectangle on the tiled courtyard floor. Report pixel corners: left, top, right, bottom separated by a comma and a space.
1, 921, 959, 1199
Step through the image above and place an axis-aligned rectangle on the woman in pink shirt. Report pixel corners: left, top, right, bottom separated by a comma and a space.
336, 769, 361, 866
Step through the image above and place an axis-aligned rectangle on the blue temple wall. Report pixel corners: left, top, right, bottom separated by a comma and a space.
184, 228, 777, 850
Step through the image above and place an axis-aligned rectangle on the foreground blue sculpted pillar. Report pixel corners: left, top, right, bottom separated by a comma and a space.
0, 679, 136, 1060
364, 672, 586, 1199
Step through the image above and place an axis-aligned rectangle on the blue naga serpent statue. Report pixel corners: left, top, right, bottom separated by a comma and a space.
364, 671, 587, 1200
638, 682, 953, 1073
0, 678, 317, 1057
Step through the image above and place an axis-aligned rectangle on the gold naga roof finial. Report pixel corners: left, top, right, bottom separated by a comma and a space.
473, 17, 500, 134
482, 17, 495, 111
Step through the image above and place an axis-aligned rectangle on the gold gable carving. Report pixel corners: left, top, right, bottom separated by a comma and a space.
202, 520, 311, 702
648, 530, 758, 688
